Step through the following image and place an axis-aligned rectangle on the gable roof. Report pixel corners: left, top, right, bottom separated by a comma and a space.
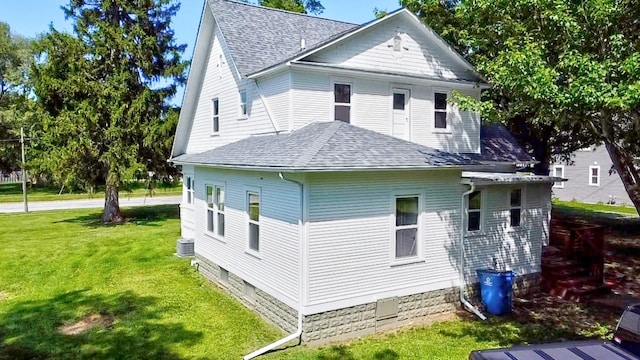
171, 122, 478, 171
209, 0, 357, 77
462, 124, 535, 164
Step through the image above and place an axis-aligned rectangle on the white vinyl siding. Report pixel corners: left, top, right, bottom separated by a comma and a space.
464, 184, 549, 285
257, 70, 290, 131
192, 168, 300, 309
304, 14, 471, 80
185, 23, 275, 154
589, 166, 600, 186
306, 170, 462, 308
180, 166, 196, 240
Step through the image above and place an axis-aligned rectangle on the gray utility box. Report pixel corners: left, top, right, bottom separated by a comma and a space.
176, 238, 195, 257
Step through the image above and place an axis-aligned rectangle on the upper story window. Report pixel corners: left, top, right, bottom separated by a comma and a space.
434, 92, 448, 130
394, 195, 420, 259
212, 98, 219, 135
185, 176, 194, 205
334, 83, 351, 123
247, 192, 260, 253
589, 166, 600, 186
239, 89, 248, 118
467, 190, 482, 232
552, 165, 564, 188
510, 189, 522, 227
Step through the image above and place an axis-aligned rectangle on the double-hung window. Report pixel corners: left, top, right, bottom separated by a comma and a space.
206, 185, 215, 234
510, 189, 522, 227
552, 165, 564, 188
589, 166, 600, 186
247, 192, 260, 252
205, 184, 225, 238
185, 176, 194, 205
334, 83, 351, 123
394, 196, 419, 259
212, 98, 219, 134
215, 185, 225, 237
239, 89, 248, 118
467, 190, 482, 232
434, 92, 448, 130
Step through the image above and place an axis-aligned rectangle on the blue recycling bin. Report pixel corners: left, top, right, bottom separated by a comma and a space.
476, 269, 516, 316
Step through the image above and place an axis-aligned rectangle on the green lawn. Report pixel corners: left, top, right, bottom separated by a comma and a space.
0, 182, 181, 203
553, 199, 638, 216
0, 207, 610, 359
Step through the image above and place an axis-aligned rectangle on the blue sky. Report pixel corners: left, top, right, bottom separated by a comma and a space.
0, 0, 401, 105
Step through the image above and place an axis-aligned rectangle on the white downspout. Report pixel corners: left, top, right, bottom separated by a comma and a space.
460, 182, 487, 320
243, 173, 304, 359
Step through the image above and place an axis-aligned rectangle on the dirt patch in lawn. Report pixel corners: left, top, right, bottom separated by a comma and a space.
58, 314, 114, 335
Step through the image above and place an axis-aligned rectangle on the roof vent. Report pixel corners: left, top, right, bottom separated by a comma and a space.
300, 38, 306, 50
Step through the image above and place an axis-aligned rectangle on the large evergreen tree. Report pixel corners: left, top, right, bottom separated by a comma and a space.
32, 0, 187, 223
403, 0, 640, 212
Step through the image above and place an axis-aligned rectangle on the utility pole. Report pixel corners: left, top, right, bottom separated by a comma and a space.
21, 127, 28, 213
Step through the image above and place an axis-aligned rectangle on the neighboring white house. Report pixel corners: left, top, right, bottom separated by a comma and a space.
551, 145, 633, 205
170, 0, 557, 351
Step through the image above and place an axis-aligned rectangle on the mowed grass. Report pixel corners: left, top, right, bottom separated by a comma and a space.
0, 206, 610, 359
553, 199, 639, 216
0, 182, 182, 203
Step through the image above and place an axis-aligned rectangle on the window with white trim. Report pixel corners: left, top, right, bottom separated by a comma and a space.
552, 165, 564, 188
185, 176, 194, 204
510, 189, 522, 227
212, 98, 219, 134
247, 192, 260, 252
215, 185, 225, 237
434, 92, 448, 130
394, 195, 419, 259
467, 190, 482, 232
589, 166, 600, 186
206, 185, 215, 234
334, 83, 351, 123
239, 89, 247, 118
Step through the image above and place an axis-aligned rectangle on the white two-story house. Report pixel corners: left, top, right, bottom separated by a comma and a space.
170, 0, 556, 352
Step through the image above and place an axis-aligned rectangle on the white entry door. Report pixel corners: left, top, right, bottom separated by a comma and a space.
392, 89, 410, 141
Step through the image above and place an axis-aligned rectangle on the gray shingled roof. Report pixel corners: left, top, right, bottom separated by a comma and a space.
172, 122, 478, 170
462, 124, 535, 164
210, 0, 358, 76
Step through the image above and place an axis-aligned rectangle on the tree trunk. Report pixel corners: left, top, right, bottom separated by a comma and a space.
600, 113, 640, 213
103, 184, 124, 224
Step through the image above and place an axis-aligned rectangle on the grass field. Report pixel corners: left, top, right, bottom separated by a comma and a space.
553, 199, 639, 216
0, 206, 613, 359
0, 182, 181, 203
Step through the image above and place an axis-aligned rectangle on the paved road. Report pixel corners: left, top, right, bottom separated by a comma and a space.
0, 195, 181, 213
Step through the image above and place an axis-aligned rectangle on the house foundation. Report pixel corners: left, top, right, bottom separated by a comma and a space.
194, 254, 541, 344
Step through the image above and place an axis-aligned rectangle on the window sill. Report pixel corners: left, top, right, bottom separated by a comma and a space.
465, 231, 485, 238
390, 258, 425, 267
432, 129, 452, 134
210, 133, 220, 137
179, 204, 194, 210
552, 185, 564, 189
237, 116, 248, 121
588, 184, 600, 187
204, 232, 226, 244
245, 249, 261, 260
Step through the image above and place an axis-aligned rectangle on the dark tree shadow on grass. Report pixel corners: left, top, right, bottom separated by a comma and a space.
54, 205, 180, 228
0, 289, 201, 359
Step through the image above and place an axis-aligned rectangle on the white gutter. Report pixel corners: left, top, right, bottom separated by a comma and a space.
460, 182, 487, 320
254, 79, 281, 134
243, 173, 305, 359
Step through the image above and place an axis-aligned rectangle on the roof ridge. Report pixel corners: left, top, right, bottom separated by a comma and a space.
215, 0, 358, 26
292, 122, 343, 167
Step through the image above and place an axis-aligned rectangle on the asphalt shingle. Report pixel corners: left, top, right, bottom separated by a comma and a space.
209, 0, 358, 76
172, 122, 478, 170
462, 124, 534, 164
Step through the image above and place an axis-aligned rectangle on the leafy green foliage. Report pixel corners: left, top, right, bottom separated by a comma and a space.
0, 22, 33, 173
403, 0, 640, 211
31, 0, 187, 222
258, 0, 324, 14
